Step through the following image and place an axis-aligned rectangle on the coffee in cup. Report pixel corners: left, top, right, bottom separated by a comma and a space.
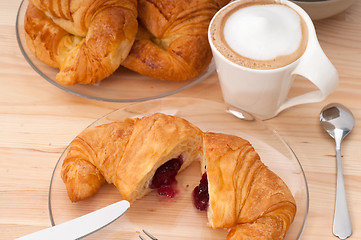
209, 0, 308, 70
208, 0, 338, 120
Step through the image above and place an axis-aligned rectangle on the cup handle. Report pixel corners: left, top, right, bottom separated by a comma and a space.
277, 38, 339, 114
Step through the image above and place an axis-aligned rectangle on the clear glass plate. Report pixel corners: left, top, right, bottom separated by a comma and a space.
48, 97, 309, 239
15, 0, 215, 102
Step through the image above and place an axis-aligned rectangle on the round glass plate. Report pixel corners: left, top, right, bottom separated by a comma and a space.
15, 0, 215, 102
49, 97, 309, 239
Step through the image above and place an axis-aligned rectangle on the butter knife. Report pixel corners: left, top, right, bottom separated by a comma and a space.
16, 200, 130, 240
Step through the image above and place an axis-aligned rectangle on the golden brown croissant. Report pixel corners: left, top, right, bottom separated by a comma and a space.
193, 132, 296, 240
61, 113, 203, 202
61, 113, 296, 239
24, 0, 138, 85
121, 0, 230, 81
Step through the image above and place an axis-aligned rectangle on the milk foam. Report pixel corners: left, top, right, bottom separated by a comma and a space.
223, 4, 303, 60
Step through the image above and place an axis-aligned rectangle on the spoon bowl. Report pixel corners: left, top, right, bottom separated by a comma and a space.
320, 103, 355, 140
320, 103, 354, 239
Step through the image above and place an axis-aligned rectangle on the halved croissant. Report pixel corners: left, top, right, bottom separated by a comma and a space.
199, 132, 296, 240
61, 113, 296, 239
24, 0, 138, 85
121, 0, 230, 81
61, 113, 203, 202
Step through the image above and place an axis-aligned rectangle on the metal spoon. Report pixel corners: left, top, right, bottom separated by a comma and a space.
320, 103, 354, 239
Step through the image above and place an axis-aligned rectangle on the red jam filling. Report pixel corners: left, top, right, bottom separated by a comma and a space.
193, 172, 209, 211
149, 155, 183, 198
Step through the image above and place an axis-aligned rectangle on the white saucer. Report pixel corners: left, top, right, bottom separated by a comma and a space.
291, 0, 357, 20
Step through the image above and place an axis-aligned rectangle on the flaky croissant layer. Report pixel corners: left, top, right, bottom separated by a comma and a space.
61, 113, 203, 202
121, 0, 226, 81
202, 132, 296, 239
25, 0, 138, 85
61, 113, 296, 239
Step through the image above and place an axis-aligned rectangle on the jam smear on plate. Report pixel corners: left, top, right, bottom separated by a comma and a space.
193, 172, 209, 211
150, 155, 183, 198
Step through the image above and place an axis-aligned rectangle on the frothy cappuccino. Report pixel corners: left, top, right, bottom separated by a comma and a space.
210, 0, 308, 70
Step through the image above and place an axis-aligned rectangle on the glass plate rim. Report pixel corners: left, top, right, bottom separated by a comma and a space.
47, 97, 309, 239
15, 0, 215, 102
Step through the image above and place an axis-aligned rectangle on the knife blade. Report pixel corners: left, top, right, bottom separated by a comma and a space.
16, 200, 130, 240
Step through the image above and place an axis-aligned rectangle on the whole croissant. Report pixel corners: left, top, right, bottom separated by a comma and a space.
198, 132, 296, 240
61, 113, 203, 202
24, 0, 138, 85
121, 0, 230, 81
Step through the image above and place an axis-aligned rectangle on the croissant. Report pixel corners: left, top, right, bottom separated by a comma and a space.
193, 132, 296, 240
61, 113, 203, 202
120, 0, 230, 81
24, 0, 138, 85
61, 113, 296, 239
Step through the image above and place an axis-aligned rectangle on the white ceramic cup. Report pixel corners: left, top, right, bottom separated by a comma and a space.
209, 0, 338, 120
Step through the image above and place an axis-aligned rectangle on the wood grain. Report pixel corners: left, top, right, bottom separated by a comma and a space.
1, 0, 361, 239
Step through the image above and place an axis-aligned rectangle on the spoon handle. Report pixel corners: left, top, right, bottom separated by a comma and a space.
333, 147, 352, 239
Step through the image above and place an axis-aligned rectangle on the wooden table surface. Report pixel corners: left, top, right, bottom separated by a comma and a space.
1, 0, 361, 239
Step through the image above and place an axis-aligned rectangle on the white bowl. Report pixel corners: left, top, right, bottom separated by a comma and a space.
291, 0, 357, 20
